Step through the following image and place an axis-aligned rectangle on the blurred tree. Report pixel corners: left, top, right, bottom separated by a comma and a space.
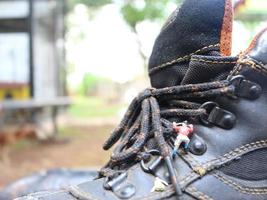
121, 0, 167, 28
121, 0, 167, 65
68, 0, 112, 9
235, 0, 267, 23
120, 0, 182, 66
234, 0, 267, 35
79, 73, 103, 96
68, 0, 182, 67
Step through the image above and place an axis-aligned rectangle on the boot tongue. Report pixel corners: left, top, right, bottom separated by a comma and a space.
149, 0, 233, 88
181, 55, 237, 85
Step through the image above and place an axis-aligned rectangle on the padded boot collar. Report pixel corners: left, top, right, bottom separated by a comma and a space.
149, 0, 233, 88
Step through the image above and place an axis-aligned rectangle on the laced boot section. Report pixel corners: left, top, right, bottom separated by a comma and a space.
100, 78, 239, 198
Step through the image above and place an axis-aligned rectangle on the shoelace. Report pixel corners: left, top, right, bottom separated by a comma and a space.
100, 78, 237, 198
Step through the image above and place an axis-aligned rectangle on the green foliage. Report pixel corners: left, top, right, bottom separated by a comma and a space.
78, 73, 101, 96
68, 0, 111, 9
121, 0, 166, 28
68, 0, 182, 28
235, 0, 267, 23
68, 96, 124, 118
120, 0, 182, 29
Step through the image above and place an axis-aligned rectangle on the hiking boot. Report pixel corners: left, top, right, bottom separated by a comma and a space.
17, 0, 267, 200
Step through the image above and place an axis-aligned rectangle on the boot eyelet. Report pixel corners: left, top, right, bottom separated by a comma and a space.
189, 136, 207, 156
200, 102, 236, 129
140, 150, 162, 174
228, 75, 245, 85
103, 172, 127, 190
104, 172, 136, 199
248, 84, 262, 100
233, 79, 262, 100
220, 113, 236, 129
199, 102, 219, 126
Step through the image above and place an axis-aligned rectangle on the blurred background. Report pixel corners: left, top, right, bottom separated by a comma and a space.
0, 0, 266, 193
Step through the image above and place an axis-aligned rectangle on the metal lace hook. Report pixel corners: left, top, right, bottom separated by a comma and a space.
140, 149, 162, 174
199, 101, 219, 126
228, 75, 245, 86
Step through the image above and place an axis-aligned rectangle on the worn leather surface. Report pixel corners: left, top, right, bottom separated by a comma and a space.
17, 47, 267, 200
181, 29, 267, 199
190, 172, 267, 200
183, 65, 267, 200
0, 169, 97, 200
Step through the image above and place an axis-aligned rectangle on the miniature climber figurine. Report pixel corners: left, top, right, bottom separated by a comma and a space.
173, 122, 194, 154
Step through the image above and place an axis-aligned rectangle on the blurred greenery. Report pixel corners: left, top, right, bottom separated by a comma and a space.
243, 0, 267, 13
68, 0, 267, 26
68, 0, 112, 9
235, 0, 267, 22
68, 0, 182, 66
120, 0, 182, 29
78, 73, 105, 96
68, 96, 124, 118
66, 0, 267, 89
69, 0, 182, 30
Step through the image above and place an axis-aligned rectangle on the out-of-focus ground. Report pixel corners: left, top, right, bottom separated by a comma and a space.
0, 96, 124, 188
0, 125, 113, 188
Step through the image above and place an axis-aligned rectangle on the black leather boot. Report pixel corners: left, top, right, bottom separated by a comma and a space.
17, 0, 267, 200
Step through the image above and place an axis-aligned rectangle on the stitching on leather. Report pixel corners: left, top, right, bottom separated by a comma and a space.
180, 171, 197, 185
190, 58, 236, 65
231, 63, 243, 76
213, 173, 267, 195
183, 152, 201, 167
134, 171, 210, 200
69, 186, 99, 200
228, 54, 243, 76
138, 185, 213, 200
186, 186, 214, 200
17, 191, 64, 200
234, 58, 267, 76
247, 61, 267, 75
133, 139, 267, 200
179, 141, 267, 188
202, 140, 267, 171
149, 44, 220, 75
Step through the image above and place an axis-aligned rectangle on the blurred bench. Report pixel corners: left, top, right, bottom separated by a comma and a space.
0, 97, 72, 141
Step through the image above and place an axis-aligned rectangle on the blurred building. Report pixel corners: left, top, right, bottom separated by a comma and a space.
0, 0, 66, 100
0, 0, 69, 140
